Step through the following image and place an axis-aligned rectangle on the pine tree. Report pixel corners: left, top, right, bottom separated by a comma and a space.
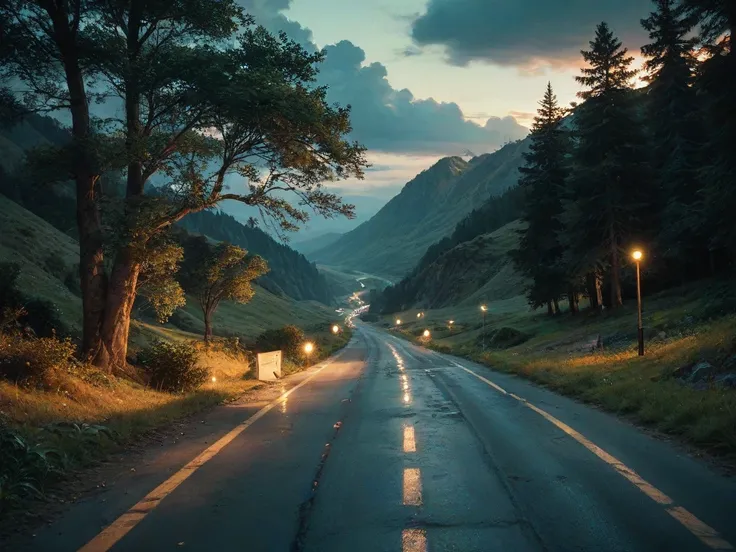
641, 0, 708, 278
512, 83, 570, 313
685, 0, 736, 264
564, 22, 652, 309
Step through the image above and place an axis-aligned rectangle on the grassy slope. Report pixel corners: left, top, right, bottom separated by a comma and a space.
0, 193, 338, 343
314, 141, 527, 279
384, 280, 736, 457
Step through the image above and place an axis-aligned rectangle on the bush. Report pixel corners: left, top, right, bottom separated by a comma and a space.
0, 262, 22, 309
138, 340, 208, 393
0, 333, 76, 387
477, 327, 529, 349
255, 325, 305, 361
20, 298, 65, 337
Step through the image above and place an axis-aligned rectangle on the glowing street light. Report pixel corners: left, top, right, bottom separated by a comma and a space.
632, 249, 645, 356
211, 376, 217, 383
396, 319, 401, 325
304, 342, 314, 354
332, 324, 340, 334
423, 329, 430, 338
480, 305, 487, 352
416, 312, 422, 318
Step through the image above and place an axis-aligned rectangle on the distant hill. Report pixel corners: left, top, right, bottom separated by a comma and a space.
292, 232, 343, 257
0, 114, 335, 305
178, 210, 334, 304
0, 193, 336, 341
312, 139, 529, 278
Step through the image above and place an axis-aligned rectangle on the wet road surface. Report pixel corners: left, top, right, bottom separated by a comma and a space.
13, 322, 736, 551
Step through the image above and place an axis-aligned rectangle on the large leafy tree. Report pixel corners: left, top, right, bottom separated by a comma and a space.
1, 0, 107, 354
180, 237, 268, 342
512, 83, 571, 314
3, 0, 367, 371
564, 22, 652, 309
641, 0, 708, 279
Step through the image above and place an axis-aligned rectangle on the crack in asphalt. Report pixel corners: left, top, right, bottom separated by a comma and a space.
289, 336, 372, 552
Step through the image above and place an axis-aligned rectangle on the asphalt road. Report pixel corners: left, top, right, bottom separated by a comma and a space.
13, 322, 736, 552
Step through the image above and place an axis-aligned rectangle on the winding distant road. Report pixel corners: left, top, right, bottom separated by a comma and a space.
15, 322, 736, 552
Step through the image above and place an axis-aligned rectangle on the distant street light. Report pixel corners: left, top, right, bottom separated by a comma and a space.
304, 342, 314, 354
632, 249, 644, 356
332, 324, 340, 334
448, 320, 454, 332
480, 305, 488, 352
396, 319, 401, 325
423, 329, 430, 338
416, 312, 422, 318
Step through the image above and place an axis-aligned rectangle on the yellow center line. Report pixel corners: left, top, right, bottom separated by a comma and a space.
404, 425, 417, 453
449, 360, 733, 551
403, 468, 423, 506
78, 359, 341, 552
402, 528, 427, 552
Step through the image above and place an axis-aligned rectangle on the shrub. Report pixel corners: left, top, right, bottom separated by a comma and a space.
0, 262, 22, 308
138, 340, 208, 393
475, 327, 529, 349
255, 325, 305, 361
0, 333, 76, 387
20, 298, 65, 337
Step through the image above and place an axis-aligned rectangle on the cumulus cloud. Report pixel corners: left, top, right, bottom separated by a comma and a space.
411, 0, 651, 69
237, 0, 528, 154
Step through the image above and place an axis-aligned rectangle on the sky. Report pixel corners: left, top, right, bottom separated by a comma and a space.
227, 0, 653, 238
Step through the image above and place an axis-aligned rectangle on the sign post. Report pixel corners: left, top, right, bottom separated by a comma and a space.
256, 350, 282, 381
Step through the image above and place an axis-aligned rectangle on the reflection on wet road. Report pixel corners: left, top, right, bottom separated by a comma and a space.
16, 322, 736, 552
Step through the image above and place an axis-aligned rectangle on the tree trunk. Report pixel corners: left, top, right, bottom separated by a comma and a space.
567, 286, 578, 315
553, 298, 560, 315
608, 224, 622, 308
546, 301, 554, 316
203, 309, 213, 343
585, 272, 598, 310
47, 4, 106, 358
95, 249, 141, 372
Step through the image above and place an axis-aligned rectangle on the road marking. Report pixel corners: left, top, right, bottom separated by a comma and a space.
79, 360, 341, 552
403, 468, 423, 506
449, 360, 734, 551
402, 528, 427, 552
404, 425, 417, 453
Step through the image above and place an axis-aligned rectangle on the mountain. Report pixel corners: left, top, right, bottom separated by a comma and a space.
0, 114, 334, 305
311, 139, 529, 278
178, 210, 334, 304
292, 232, 343, 256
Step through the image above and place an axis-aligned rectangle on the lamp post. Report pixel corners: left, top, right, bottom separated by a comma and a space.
303, 341, 314, 366
331, 324, 340, 335
480, 305, 487, 351
632, 250, 644, 356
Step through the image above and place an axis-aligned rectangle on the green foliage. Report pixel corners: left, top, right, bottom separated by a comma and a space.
180, 236, 269, 339
137, 236, 186, 323
44, 252, 68, 280
564, 22, 652, 308
254, 325, 306, 361
0, 333, 76, 387
511, 83, 570, 309
0, 261, 22, 308
138, 340, 208, 393
178, 210, 333, 303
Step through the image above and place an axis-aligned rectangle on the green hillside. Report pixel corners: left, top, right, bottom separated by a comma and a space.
0, 193, 336, 344
313, 140, 528, 278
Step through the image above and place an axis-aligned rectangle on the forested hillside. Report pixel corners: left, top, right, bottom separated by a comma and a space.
312, 141, 528, 278
178, 210, 333, 303
376, 4, 736, 317
0, 114, 334, 305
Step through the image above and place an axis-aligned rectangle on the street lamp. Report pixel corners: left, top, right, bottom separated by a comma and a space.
480, 305, 487, 352
416, 312, 422, 318
396, 318, 401, 325
423, 329, 430, 338
632, 249, 644, 356
331, 324, 340, 334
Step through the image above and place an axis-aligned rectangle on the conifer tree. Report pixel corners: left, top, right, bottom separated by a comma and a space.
565, 22, 652, 309
641, 0, 707, 277
512, 83, 570, 313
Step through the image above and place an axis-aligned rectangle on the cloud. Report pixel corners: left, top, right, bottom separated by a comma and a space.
237, 1, 528, 154
410, 0, 651, 69
318, 41, 528, 153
